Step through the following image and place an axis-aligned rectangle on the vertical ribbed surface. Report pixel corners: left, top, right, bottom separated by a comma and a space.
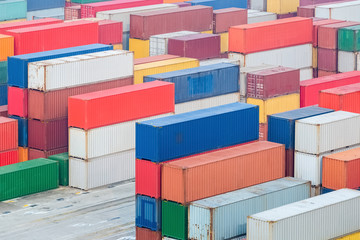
0, 0, 27, 21
0, 35, 14, 61
0, 149, 19, 167
0, 117, 18, 152
135, 195, 161, 231
315, 2, 360, 21
338, 51, 356, 73
162, 200, 188, 240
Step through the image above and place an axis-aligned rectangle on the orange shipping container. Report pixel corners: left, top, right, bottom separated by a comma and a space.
322, 147, 360, 190
229, 17, 312, 54
0, 117, 18, 152
18, 147, 28, 162
161, 141, 285, 204
0, 34, 14, 61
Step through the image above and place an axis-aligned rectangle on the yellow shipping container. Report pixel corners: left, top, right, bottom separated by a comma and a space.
129, 38, 149, 59
220, 32, 229, 53
267, 0, 299, 14
312, 47, 317, 69
201, 30, 213, 34
247, 93, 300, 123
336, 231, 360, 240
18, 147, 28, 162
112, 43, 123, 50
134, 57, 199, 84
0, 34, 14, 61
0, 19, 26, 24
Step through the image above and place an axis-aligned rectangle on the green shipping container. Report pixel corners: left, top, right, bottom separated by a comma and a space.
48, 152, 69, 186
338, 25, 360, 52
0, 61, 8, 85
0, 0, 27, 22
71, 0, 112, 3
162, 200, 188, 240
0, 158, 59, 201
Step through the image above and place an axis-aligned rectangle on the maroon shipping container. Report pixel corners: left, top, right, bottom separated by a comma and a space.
297, 5, 315, 18
28, 118, 68, 151
259, 123, 268, 141
286, 149, 294, 177
213, 8, 247, 34
28, 77, 133, 121
28, 147, 68, 160
0, 105, 7, 117
246, 67, 300, 99
130, 6, 213, 40
318, 48, 337, 72
277, 12, 297, 19
167, 33, 220, 60
136, 227, 162, 240
98, 20, 123, 45
312, 19, 344, 47
313, 68, 318, 78
172, 2, 192, 7
64, 6, 81, 21
318, 21, 360, 49
318, 70, 336, 77
134, 55, 179, 65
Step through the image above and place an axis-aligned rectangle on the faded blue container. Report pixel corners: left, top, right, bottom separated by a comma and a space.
0, 84, 7, 106
8, 44, 113, 88
189, 0, 247, 10
136, 195, 161, 231
136, 103, 259, 163
0, 0, 27, 21
144, 63, 239, 104
267, 106, 334, 150
27, 0, 64, 11
9, 115, 28, 147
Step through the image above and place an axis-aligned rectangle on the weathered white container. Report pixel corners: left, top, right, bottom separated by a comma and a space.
149, 31, 198, 56
315, 1, 360, 21
69, 149, 135, 190
228, 44, 312, 69
249, 0, 267, 11
174, 93, 240, 114
189, 177, 311, 240
69, 113, 172, 159
96, 4, 178, 32
295, 144, 360, 186
247, 11, 277, 24
295, 111, 360, 154
247, 9, 260, 14
247, 188, 360, 240
27, 7, 65, 20
199, 58, 240, 66
300, 67, 313, 81
28, 50, 133, 91
338, 51, 360, 73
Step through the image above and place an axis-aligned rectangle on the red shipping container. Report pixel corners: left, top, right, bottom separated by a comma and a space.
65, 6, 81, 21
229, 17, 313, 54
318, 70, 336, 77
319, 82, 360, 113
300, 71, 360, 107
130, 6, 213, 40
277, 12, 297, 19
246, 67, 300, 99
28, 77, 133, 121
0, 105, 8, 117
98, 20, 123, 45
259, 123, 268, 141
0, 117, 18, 152
136, 227, 162, 240
312, 19, 343, 47
0, 18, 63, 34
213, 8, 247, 34
6, 21, 99, 55
168, 33, 220, 60
134, 55, 179, 65
28, 147, 68, 160
68, 81, 175, 130
286, 149, 295, 177
318, 21, 360, 50
0, 149, 19, 167
28, 118, 68, 151
81, 0, 163, 18
8, 86, 28, 118
317, 48, 337, 72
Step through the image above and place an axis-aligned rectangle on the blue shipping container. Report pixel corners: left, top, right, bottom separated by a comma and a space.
267, 106, 334, 150
136, 103, 259, 163
0, 84, 7, 106
9, 115, 28, 147
189, 0, 247, 10
135, 195, 161, 231
7, 44, 113, 88
144, 63, 239, 104
0, 0, 27, 21
27, 0, 64, 11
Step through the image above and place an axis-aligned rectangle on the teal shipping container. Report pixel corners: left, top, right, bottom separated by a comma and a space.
0, 61, 7, 85
0, 0, 27, 21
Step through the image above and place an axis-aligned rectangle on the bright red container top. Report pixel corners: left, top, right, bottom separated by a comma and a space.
0, 117, 18, 152
0, 18, 63, 34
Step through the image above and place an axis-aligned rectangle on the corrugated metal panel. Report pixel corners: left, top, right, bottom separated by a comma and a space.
8, 86, 28, 118
129, 38, 149, 59
247, 11, 277, 24
300, 67, 313, 81
69, 149, 135, 190
199, 58, 240, 66
27, 8, 65, 21
0, 0, 27, 21
135, 195, 161, 231
0, 61, 7, 85
189, 178, 310, 240
0, 117, 18, 152
315, 1, 360, 21
267, 0, 299, 14
18, 147, 28, 162
0, 149, 19, 167
336, 231, 360, 240
28, 147, 67, 161
27, 0, 64, 11
162, 200, 187, 240
136, 103, 259, 163
0, 34, 14, 61
189, 0, 247, 10
338, 51, 357, 73
249, 0, 267, 10
9, 115, 28, 147
295, 111, 360, 154
0, 84, 7, 105
136, 227, 162, 240
247, 189, 360, 240
48, 152, 69, 186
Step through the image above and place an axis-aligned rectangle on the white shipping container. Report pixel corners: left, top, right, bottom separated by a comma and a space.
247, 189, 360, 240
247, 9, 260, 14
247, 11, 277, 24
27, 7, 65, 20
189, 178, 311, 240
28, 50, 133, 91
174, 93, 240, 114
300, 67, 313, 81
96, 4, 178, 32
199, 58, 240, 66
69, 113, 172, 159
229, 44, 312, 69
69, 149, 135, 190
249, 0, 267, 11
295, 111, 360, 154
315, 1, 360, 21
338, 51, 359, 73
239, 64, 275, 97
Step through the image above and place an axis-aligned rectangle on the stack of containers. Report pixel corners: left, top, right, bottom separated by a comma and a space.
143, 63, 240, 114
247, 10, 277, 24
0, 117, 18, 167
295, 111, 360, 194
317, 21, 360, 76
267, 106, 334, 177
267, 0, 299, 18
228, 17, 313, 81
246, 67, 301, 140
0, 0, 27, 22
338, 25, 360, 72
0, 34, 14, 106
26, 0, 65, 20
129, 6, 214, 59
67, 81, 174, 190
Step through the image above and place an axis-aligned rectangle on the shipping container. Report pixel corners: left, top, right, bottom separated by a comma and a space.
0, 0, 27, 22
136, 227, 162, 240
7, 43, 113, 88
219, 32, 228, 53
313, 47, 318, 68
199, 58, 240, 66
312, 20, 345, 48
0, 84, 7, 105
0, 158, 58, 201
318, 69, 337, 77
318, 47, 337, 72
188, 178, 310, 240
9, 115, 28, 147
0, 34, 14, 61
338, 51, 360, 73
28, 8, 65, 21
27, 0, 64, 11
18, 146, 28, 162
213, 8, 247, 34
0, 105, 7, 117
129, 38, 150, 59
338, 25, 360, 52
247, 11, 277, 24
247, 189, 360, 240
267, 0, 299, 14
315, 1, 360, 21
162, 200, 187, 240
0, 117, 17, 152
136, 103, 259, 163
0, 149, 18, 167
318, 22, 360, 50
300, 0, 340, 5
48, 152, 69, 186
135, 195, 161, 231
28, 147, 67, 161
336, 231, 360, 240
7, 86, 27, 117
249, 0, 266, 10
65, 6, 81, 20
98, 20, 122, 45
130, 6, 213, 40
259, 123, 268, 141
135, 55, 179, 65
0, 61, 7, 85
188, 0, 247, 10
